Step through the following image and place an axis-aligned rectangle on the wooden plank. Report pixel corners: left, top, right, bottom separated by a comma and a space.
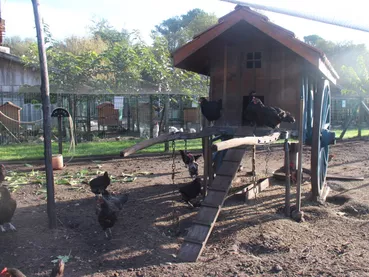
184, 238, 205, 245
201, 190, 227, 207
244, 178, 271, 201
177, 242, 203, 262
216, 161, 241, 177
192, 219, 213, 227
185, 224, 211, 244
222, 148, 246, 162
195, 206, 220, 223
211, 175, 233, 192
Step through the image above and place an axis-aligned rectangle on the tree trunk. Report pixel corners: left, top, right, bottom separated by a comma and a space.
32, 0, 56, 229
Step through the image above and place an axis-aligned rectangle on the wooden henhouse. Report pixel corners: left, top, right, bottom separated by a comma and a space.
172, 5, 339, 130
0, 101, 21, 134
97, 102, 120, 129
122, 5, 339, 263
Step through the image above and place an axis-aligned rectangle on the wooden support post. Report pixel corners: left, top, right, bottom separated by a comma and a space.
32, 0, 56, 229
222, 44, 228, 125
289, 143, 298, 171
208, 136, 214, 187
57, 116, 62, 154
202, 136, 209, 197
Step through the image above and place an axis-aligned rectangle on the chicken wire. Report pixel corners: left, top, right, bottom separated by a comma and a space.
0, 91, 199, 145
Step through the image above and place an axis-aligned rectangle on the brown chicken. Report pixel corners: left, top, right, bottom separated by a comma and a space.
0, 186, 17, 232
0, 259, 64, 277
0, 164, 6, 184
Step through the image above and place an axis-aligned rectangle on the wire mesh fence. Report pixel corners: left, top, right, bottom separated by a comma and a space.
0, 91, 202, 145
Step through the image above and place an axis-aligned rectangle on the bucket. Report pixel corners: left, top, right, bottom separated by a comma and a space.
52, 154, 64, 170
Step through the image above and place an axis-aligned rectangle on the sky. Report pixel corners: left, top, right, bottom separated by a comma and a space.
1, 0, 369, 47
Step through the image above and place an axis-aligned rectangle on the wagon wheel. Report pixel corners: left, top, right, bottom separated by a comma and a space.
311, 80, 336, 200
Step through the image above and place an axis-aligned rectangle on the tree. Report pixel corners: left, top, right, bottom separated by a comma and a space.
304, 35, 369, 95
155, 9, 217, 51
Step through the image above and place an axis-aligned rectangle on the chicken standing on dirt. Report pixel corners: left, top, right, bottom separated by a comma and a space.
96, 193, 129, 239
179, 150, 201, 167
199, 97, 222, 126
0, 259, 65, 277
0, 187, 17, 232
89, 171, 110, 199
179, 150, 202, 178
179, 177, 202, 207
0, 164, 6, 184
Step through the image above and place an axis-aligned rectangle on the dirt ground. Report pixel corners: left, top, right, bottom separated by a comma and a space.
1, 138, 369, 277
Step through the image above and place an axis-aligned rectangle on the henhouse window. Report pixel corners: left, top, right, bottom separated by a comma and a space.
246, 52, 262, 69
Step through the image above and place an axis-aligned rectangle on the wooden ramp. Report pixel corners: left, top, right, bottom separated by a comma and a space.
177, 145, 247, 262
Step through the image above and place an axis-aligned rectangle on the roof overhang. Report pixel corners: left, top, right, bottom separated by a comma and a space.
172, 6, 339, 84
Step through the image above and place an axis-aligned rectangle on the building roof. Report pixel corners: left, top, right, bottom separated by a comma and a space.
0, 51, 24, 64
172, 5, 339, 84
0, 101, 22, 110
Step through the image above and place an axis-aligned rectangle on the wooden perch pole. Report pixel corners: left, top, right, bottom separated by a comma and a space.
212, 132, 280, 152
31, 0, 56, 229
120, 126, 235, 157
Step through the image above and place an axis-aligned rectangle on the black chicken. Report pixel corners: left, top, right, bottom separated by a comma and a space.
199, 97, 222, 126
0, 164, 6, 184
89, 171, 110, 199
0, 186, 17, 232
179, 150, 201, 178
96, 193, 128, 239
179, 150, 202, 167
102, 191, 129, 212
246, 96, 295, 130
179, 177, 202, 207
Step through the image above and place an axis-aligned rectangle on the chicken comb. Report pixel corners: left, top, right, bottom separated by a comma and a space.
0, 268, 7, 274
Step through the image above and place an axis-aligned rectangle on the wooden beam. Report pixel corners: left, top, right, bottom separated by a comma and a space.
212, 132, 280, 152
120, 127, 236, 157
222, 44, 228, 125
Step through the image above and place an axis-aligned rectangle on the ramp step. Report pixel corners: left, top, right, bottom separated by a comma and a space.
178, 129, 248, 263
184, 238, 204, 245
192, 219, 214, 227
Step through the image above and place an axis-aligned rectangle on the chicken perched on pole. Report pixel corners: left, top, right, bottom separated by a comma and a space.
245, 91, 295, 133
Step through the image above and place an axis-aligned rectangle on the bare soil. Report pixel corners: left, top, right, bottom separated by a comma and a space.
1, 139, 369, 277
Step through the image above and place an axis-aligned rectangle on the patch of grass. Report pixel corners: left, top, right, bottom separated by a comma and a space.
333, 128, 369, 139
0, 138, 203, 161
1, 127, 367, 161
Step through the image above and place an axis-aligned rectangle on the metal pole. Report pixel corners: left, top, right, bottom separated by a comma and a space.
220, 0, 369, 33
283, 131, 291, 217
31, 0, 57, 229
